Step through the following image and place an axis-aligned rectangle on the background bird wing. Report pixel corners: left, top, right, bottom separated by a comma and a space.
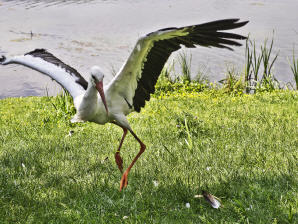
0, 49, 88, 99
105, 18, 248, 112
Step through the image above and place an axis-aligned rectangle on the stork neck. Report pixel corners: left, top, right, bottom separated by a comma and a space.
84, 83, 98, 100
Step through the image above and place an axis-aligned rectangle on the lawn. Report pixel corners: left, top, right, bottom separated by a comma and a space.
0, 90, 297, 223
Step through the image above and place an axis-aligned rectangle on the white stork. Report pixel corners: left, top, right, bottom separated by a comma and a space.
0, 19, 248, 190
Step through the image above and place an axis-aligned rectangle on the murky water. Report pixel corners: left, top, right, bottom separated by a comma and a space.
0, 0, 297, 98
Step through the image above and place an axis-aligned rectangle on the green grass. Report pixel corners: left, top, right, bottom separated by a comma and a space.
0, 91, 297, 223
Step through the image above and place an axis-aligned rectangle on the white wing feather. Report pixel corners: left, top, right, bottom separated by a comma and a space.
1, 54, 86, 99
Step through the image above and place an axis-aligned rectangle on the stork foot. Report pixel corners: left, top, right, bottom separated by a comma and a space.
115, 152, 123, 173
119, 170, 129, 191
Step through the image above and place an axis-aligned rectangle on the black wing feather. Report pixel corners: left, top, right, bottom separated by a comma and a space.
132, 19, 248, 112
25, 49, 88, 90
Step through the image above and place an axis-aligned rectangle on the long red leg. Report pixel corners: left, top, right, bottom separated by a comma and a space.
115, 128, 127, 173
119, 129, 146, 191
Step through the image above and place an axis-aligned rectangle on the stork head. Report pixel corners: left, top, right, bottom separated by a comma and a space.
90, 66, 108, 114
90, 66, 104, 82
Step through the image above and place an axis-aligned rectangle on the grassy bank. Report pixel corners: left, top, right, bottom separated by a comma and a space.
0, 90, 297, 223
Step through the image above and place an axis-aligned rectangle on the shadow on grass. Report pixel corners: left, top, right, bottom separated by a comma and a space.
0, 157, 296, 223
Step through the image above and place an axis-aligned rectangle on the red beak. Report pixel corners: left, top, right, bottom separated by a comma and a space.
96, 81, 108, 114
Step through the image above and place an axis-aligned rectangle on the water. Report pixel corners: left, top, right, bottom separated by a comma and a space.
0, 0, 297, 98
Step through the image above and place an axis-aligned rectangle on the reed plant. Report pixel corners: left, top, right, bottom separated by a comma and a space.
244, 38, 253, 92
289, 47, 298, 89
261, 38, 279, 81
244, 36, 280, 92
260, 38, 280, 90
245, 38, 263, 92
160, 37, 282, 95
171, 51, 208, 85
177, 51, 192, 83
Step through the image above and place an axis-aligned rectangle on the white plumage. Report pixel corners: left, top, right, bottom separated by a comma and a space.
0, 18, 248, 190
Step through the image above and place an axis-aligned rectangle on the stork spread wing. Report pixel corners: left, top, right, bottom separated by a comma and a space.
0, 49, 88, 98
106, 18, 248, 112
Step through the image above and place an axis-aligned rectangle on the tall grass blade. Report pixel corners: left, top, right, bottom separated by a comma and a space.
184, 117, 193, 150
252, 40, 263, 84
261, 37, 279, 82
289, 47, 298, 89
244, 38, 253, 92
178, 51, 192, 82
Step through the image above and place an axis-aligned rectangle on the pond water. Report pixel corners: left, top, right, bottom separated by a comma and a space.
0, 0, 297, 98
